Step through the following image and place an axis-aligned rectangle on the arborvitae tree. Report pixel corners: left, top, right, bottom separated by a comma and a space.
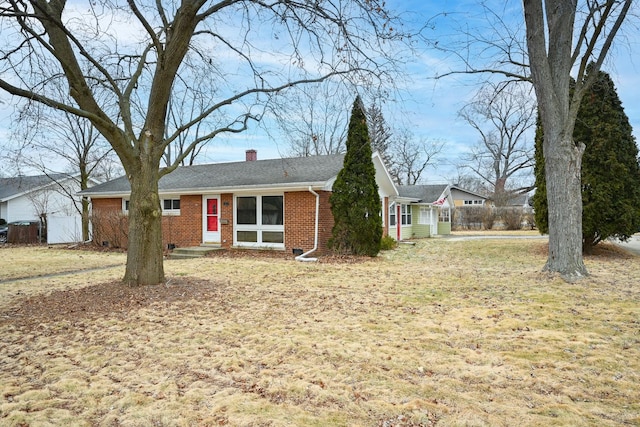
533, 67, 640, 252
329, 96, 383, 256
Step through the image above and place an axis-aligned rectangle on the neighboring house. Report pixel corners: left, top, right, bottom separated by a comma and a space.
448, 185, 491, 208
392, 184, 453, 240
81, 151, 398, 254
0, 173, 96, 244
504, 193, 533, 213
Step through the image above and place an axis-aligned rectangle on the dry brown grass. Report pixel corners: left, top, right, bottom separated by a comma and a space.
1, 238, 638, 426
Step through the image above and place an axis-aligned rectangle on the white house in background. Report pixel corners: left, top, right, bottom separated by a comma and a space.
0, 173, 98, 244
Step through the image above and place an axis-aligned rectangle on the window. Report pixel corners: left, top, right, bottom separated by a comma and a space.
123, 199, 130, 212
439, 208, 450, 222
235, 195, 284, 247
237, 197, 257, 224
161, 198, 180, 215
418, 207, 431, 225
389, 204, 396, 226
464, 200, 484, 205
401, 204, 412, 225
262, 196, 283, 225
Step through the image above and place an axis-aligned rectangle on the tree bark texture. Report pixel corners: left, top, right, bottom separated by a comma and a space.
543, 135, 588, 279
123, 162, 165, 287
524, 0, 588, 279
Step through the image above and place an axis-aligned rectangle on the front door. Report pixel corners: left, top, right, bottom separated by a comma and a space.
203, 196, 220, 244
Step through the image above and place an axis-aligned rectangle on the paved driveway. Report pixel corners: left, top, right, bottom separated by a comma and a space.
612, 233, 640, 256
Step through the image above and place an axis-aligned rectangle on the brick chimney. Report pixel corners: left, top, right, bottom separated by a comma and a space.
245, 149, 257, 161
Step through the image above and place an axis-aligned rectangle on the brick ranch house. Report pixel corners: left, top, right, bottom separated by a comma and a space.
81, 150, 398, 256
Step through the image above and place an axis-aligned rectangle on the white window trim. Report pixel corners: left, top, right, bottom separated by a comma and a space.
161, 198, 181, 216
418, 206, 432, 225
389, 202, 396, 227
401, 204, 412, 226
234, 194, 285, 248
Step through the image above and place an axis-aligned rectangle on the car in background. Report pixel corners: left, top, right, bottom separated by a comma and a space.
0, 221, 7, 244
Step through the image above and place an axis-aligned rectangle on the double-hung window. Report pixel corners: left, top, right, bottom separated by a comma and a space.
418, 207, 431, 225
235, 195, 284, 247
401, 204, 412, 225
389, 204, 396, 226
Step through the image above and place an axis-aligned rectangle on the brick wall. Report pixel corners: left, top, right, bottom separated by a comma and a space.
92, 191, 338, 252
382, 196, 389, 237
91, 198, 129, 248
162, 195, 201, 248
219, 193, 234, 248
92, 196, 203, 249
283, 190, 334, 254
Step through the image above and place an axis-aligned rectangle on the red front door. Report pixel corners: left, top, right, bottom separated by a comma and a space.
203, 196, 220, 243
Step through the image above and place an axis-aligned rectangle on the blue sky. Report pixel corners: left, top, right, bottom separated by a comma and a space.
194, 0, 640, 183
1, 1, 639, 183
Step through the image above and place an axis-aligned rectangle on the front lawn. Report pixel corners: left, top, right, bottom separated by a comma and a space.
0, 238, 638, 426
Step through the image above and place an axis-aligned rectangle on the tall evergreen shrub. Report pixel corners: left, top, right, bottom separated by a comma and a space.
329, 96, 383, 256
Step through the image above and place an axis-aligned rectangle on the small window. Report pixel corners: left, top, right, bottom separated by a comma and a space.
389, 204, 396, 226
439, 208, 450, 222
161, 198, 181, 215
124, 199, 130, 211
401, 204, 412, 225
163, 199, 180, 210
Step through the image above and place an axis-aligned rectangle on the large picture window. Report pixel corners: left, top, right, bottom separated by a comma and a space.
235, 195, 284, 247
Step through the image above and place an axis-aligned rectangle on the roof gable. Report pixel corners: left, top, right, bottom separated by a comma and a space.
0, 173, 77, 201
397, 184, 449, 203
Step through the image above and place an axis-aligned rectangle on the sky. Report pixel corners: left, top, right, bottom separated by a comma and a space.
1, 0, 639, 184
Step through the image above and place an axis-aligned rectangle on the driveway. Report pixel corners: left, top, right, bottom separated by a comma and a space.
612, 233, 640, 256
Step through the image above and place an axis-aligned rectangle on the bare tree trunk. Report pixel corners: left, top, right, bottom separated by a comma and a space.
123, 163, 164, 287
81, 197, 90, 242
543, 135, 587, 279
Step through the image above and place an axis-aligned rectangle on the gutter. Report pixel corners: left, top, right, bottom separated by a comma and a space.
295, 187, 320, 262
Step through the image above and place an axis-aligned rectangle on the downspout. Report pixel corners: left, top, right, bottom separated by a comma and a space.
295, 186, 319, 262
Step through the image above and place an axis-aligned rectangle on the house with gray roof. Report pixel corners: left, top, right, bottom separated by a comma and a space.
391, 184, 454, 239
81, 150, 399, 255
1, 173, 97, 243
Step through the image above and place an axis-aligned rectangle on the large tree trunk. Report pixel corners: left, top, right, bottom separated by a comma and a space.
524, 0, 589, 280
123, 165, 165, 287
543, 134, 587, 280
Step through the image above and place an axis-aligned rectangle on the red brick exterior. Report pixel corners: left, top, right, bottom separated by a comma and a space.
283, 190, 334, 254
219, 193, 234, 246
91, 191, 388, 252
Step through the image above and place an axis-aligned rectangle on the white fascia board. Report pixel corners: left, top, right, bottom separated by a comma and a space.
392, 196, 420, 203
85, 182, 331, 198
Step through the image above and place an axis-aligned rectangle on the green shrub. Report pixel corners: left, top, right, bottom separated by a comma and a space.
380, 235, 398, 251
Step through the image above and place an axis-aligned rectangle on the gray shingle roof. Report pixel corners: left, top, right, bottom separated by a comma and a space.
81, 154, 346, 195
0, 174, 73, 200
397, 184, 448, 203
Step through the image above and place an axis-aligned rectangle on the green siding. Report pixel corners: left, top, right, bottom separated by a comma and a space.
401, 226, 412, 240
438, 222, 451, 235
411, 224, 431, 238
